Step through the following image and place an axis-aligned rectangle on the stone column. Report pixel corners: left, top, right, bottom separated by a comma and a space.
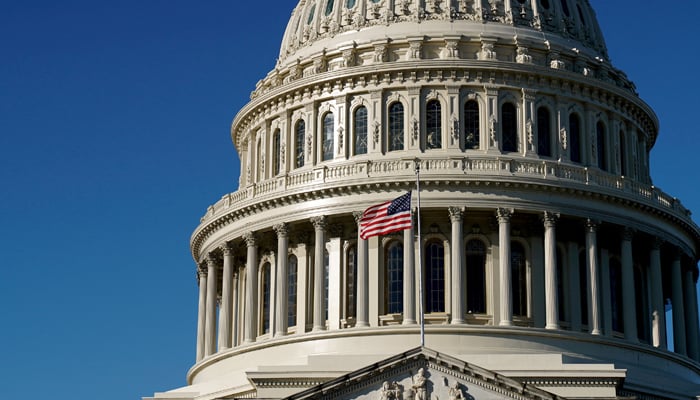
543, 212, 559, 330
403, 219, 416, 325
585, 220, 602, 335
497, 208, 514, 326
684, 266, 699, 360
449, 207, 465, 324
620, 228, 637, 342
218, 244, 234, 350
311, 216, 327, 331
274, 223, 290, 337
204, 255, 218, 356
649, 238, 666, 348
353, 212, 369, 327
671, 251, 687, 355
195, 264, 208, 362
243, 232, 258, 343
231, 269, 239, 347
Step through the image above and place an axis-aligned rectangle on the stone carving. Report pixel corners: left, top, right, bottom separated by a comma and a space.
526, 118, 533, 149
260, 152, 266, 176
560, 127, 568, 152
380, 381, 403, 400
478, 42, 496, 60
352, 10, 366, 29
307, 133, 313, 159
400, 0, 411, 15
516, 46, 532, 64
313, 51, 328, 74
280, 142, 286, 167
374, 43, 388, 63
488, 115, 497, 147
549, 51, 565, 69
338, 126, 344, 153
451, 116, 459, 145
373, 121, 381, 146
443, 39, 459, 59
411, 117, 419, 145
408, 41, 422, 60
342, 48, 356, 68
411, 368, 428, 400
448, 381, 465, 400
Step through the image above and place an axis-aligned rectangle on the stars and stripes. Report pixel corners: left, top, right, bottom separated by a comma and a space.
359, 192, 412, 240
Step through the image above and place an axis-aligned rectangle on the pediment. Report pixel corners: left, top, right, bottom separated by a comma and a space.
283, 347, 568, 400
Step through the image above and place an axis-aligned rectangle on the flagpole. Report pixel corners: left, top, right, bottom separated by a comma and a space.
414, 158, 425, 347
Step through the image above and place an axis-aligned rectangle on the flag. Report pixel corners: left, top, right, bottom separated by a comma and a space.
359, 192, 412, 240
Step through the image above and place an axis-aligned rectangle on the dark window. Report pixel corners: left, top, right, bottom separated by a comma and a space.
502, 103, 518, 153
288, 256, 298, 328
354, 106, 368, 155
295, 120, 305, 168
261, 262, 271, 334
425, 241, 445, 313
325, 0, 335, 16
511, 241, 527, 317
619, 130, 627, 176
541, 0, 550, 10
577, 5, 586, 25
389, 102, 404, 151
466, 239, 486, 314
464, 100, 480, 150
579, 251, 588, 326
346, 246, 357, 319
307, 4, 316, 24
569, 113, 581, 163
385, 242, 403, 314
346, 0, 356, 8
426, 100, 442, 149
560, 0, 570, 17
273, 129, 281, 176
537, 107, 552, 157
609, 258, 623, 332
596, 122, 607, 171
634, 265, 649, 343
322, 112, 334, 161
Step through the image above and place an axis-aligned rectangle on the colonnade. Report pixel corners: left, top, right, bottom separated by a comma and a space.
193, 207, 700, 363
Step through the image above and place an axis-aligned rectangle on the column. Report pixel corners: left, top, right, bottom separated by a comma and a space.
311, 216, 327, 331
620, 228, 637, 342
218, 244, 234, 349
243, 232, 258, 343
684, 266, 699, 359
274, 223, 290, 337
204, 255, 218, 356
353, 212, 369, 327
497, 208, 514, 326
649, 238, 666, 348
195, 264, 207, 362
671, 251, 686, 355
543, 212, 559, 330
231, 269, 239, 347
585, 219, 602, 335
403, 220, 416, 325
449, 207, 465, 324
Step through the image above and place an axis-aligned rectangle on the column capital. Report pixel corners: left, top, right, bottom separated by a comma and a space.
274, 223, 290, 238
219, 243, 235, 256
448, 206, 465, 223
496, 208, 514, 223
622, 227, 636, 241
311, 215, 328, 231
206, 255, 218, 267
243, 231, 258, 247
197, 264, 208, 279
542, 211, 560, 228
353, 211, 364, 224
585, 219, 600, 232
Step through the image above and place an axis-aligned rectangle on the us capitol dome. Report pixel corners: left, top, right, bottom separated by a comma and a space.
148, 1, 700, 399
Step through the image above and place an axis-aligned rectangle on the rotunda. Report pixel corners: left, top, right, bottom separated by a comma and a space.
150, 1, 700, 399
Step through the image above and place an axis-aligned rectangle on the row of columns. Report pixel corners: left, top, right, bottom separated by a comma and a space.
194, 208, 700, 362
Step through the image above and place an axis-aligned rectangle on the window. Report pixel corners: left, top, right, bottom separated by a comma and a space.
288, 255, 298, 327
385, 242, 403, 314
502, 103, 518, 153
560, 0, 570, 17
388, 102, 404, 151
273, 129, 281, 176
466, 239, 486, 314
425, 241, 445, 313
619, 130, 627, 176
261, 262, 271, 334
307, 4, 316, 24
537, 107, 551, 157
596, 121, 607, 171
511, 242, 527, 317
464, 100, 480, 150
346, 246, 357, 319
426, 100, 442, 149
609, 258, 622, 332
324, 0, 335, 16
345, 0, 356, 8
295, 120, 305, 168
354, 106, 368, 155
569, 113, 582, 163
322, 112, 334, 161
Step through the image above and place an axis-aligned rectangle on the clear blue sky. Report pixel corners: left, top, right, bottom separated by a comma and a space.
0, 2, 698, 399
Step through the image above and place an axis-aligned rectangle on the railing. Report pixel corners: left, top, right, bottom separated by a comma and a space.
198, 156, 695, 229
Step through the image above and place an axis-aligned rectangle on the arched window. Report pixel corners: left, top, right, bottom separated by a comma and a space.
346, 0, 356, 8
502, 102, 518, 153
385, 241, 403, 314
388, 102, 404, 151
569, 113, 582, 163
354, 106, 368, 155
537, 107, 551, 157
466, 239, 486, 314
288, 255, 298, 328
273, 129, 281, 176
307, 4, 316, 24
596, 121, 607, 171
261, 262, 271, 334
619, 130, 627, 176
324, 0, 335, 16
609, 258, 623, 333
464, 100, 480, 150
426, 100, 442, 149
295, 120, 305, 168
322, 112, 334, 161
346, 246, 357, 319
511, 241, 527, 317
425, 241, 445, 313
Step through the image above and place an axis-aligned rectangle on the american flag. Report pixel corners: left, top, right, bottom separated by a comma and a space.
359, 192, 412, 240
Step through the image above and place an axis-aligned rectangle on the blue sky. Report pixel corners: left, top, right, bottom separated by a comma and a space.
0, 2, 698, 399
